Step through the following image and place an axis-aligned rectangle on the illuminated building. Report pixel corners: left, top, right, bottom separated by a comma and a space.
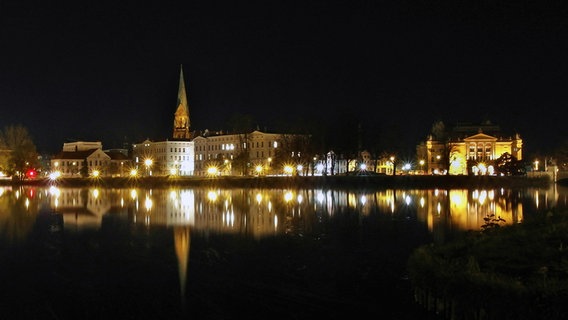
133, 65, 307, 177
132, 65, 195, 176
416, 120, 523, 175
172, 65, 191, 140
50, 141, 133, 177
192, 130, 288, 176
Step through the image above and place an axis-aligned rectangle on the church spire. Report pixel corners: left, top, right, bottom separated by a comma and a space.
173, 64, 191, 139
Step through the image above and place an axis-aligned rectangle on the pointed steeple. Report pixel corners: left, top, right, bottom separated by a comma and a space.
177, 65, 189, 118
173, 64, 191, 139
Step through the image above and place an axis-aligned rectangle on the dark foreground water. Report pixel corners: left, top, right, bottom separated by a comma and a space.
1, 184, 564, 319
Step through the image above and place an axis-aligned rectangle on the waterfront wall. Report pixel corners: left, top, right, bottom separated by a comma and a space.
2, 174, 552, 190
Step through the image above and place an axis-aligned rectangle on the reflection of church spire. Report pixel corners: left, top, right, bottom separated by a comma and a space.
173, 64, 191, 139
174, 226, 190, 304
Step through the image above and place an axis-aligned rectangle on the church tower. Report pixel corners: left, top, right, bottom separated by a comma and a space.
173, 65, 191, 139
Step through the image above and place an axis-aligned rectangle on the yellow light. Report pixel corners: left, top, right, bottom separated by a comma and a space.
283, 165, 294, 175
207, 190, 218, 201
207, 166, 218, 176
144, 196, 153, 211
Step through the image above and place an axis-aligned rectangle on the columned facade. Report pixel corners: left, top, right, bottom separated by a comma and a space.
416, 121, 523, 175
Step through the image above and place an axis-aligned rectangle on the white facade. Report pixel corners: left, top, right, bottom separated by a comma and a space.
132, 139, 195, 176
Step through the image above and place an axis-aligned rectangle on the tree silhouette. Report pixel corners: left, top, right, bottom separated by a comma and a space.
495, 152, 525, 176
0, 125, 39, 179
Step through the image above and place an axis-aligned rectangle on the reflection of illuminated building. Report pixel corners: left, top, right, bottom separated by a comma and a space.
174, 226, 190, 301
414, 188, 523, 244
0, 185, 565, 255
49, 188, 113, 231
36, 186, 544, 242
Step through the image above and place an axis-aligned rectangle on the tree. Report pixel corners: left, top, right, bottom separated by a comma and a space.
227, 113, 254, 176
553, 138, 568, 171
430, 120, 447, 141
0, 125, 39, 179
494, 152, 525, 176
272, 133, 313, 176
429, 121, 456, 175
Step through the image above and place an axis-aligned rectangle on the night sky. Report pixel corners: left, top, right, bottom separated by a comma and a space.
1, 1, 566, 157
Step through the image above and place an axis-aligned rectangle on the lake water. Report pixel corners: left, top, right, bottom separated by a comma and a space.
0, 183, 566, 319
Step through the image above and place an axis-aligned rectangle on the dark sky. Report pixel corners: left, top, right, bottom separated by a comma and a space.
1, 0, 567, 157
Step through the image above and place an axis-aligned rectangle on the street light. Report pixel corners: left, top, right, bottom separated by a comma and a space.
144, 158, 153, 176
207, 166, 218, 177
283, 165, 294, 176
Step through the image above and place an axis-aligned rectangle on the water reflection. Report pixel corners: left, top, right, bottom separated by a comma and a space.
1, 185, 567, 243
0, 184, 567, 311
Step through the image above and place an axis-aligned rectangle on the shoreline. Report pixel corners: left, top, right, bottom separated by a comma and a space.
1, 174, 553, 189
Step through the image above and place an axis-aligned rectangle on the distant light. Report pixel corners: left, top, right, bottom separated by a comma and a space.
49, 171, 61, 180
26, 169, 37, 179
